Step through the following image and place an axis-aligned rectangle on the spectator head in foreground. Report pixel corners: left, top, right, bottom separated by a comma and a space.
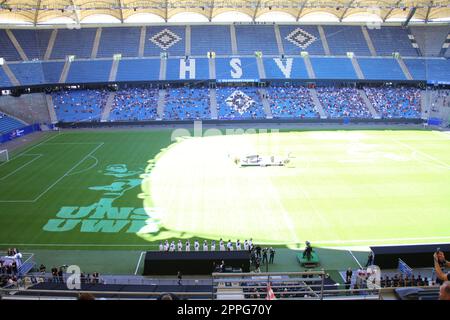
78, 293, 95, 300
439, 282, 450, 301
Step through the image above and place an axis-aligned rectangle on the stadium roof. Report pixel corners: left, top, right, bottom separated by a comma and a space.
0, 0, 449, 25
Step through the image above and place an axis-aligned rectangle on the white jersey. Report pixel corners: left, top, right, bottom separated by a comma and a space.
159, 244, 164, 251
185, 242, 190, 251
177, 242, 183, 251
203, 243, 208, 251
244, 242, 248, 251
227, 242, 233, 251
169, 244, 175, 252
211, 243, 216, 251
164, 243, 169, 251
194, 242, 200, 251
236, 242, 241, 250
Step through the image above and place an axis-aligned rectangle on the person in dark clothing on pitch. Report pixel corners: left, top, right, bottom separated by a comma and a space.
269, 248, 275, 264
262, 248, 268, 264
366, 252, 374, 267
303, 241, 313, 260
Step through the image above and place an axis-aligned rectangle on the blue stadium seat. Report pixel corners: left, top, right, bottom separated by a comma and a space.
317, 86, 371, 118
0, 30, 21, 61
368, 27, 418, 57
0, 67, 12, 88
279, 25, 324, 56
191, 25, 232, 56
164, 87, 210, 120
235, 25, 279, 55
67, 60, 113, 83
110, 87, 159, 121
323, 26, 371, 56
216, 87, 265, 120
409, 26, 449, 57
52, 89, 107, 122
364, 86, 421, 119
51, 28, 96, 59
116, 58, 160, 82
145, 26, 186, 57
97, 27, 140, 58
358, 58, 406, 80
310, 57, 357, 79
41, 61, 65, 84
8, 62, 46, 85
12, 29, 52, 60
0, 113, 25, 133
402, 58, 427, 81
266, 85, 319, 119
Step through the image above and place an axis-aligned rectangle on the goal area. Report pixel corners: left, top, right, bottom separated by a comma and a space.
0, 149, 9, 162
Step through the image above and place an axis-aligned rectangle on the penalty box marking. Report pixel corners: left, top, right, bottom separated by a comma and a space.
0, 142, 104, 203
0, 154, 43, 181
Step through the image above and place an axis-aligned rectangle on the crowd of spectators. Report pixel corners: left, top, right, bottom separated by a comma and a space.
111, 87, 159, 121
266, 85, 319, 119
52, 89, 108, 122
0, 248, 23, 288
364, 86, 421, 118
317, 86, 371, 118
164, 87, 210, 120
217, 87, 265, 120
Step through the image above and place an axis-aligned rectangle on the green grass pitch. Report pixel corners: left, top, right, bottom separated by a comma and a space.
0, 129, 449, 251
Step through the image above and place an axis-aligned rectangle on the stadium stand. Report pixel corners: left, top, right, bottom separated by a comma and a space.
144, 26, 186, 57
363, 86, 421, 119
216, 87, 265, 119
110, 87, 159, 121
279, 25, 325, 56
266, 85, 319, 119
0, 30, 21, 61
41, 61, 65, 84
52, 89, 107, 122
7, 62, 46, 85
310, 57, 357, 79
367, 27, 418, 57
66, 60, 113, 84
116, 58, 160, 82
0, 112, 25, 133
358, 58, 406, 80
323, 25, 371, 56
235, 25, 279, 55
97, 27, 140, 58
191, 25, 232, 56
0, 67, 11, 87
316, 86, 372, 118
51, 28, 96, 60
409, 26, 450, 57
164, 87, 210, 120
11, 29, 51, 60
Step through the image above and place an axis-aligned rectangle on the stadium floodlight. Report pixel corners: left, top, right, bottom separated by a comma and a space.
0, 149, 9, 163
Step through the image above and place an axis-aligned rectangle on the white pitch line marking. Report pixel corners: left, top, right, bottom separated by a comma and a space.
134, 251, 146, 275
348, 250, 363, 268
31, 142, 104, 202
0, 154, 43, 181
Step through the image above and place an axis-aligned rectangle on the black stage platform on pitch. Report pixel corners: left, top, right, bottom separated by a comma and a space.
371, 243, 450, 269
143, 251, 251, 275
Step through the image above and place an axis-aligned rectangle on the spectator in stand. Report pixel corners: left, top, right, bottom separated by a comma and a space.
439, 282, 450, 300
434, 251, 450, 284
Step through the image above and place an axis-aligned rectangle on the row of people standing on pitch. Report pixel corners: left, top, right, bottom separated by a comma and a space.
158, 239, 254, 252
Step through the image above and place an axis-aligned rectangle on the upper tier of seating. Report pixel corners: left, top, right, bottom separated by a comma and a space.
0, 24, 446, 62
0, 113, 25, 134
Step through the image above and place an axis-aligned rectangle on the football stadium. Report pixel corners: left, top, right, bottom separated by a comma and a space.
0, 0, 449, 302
